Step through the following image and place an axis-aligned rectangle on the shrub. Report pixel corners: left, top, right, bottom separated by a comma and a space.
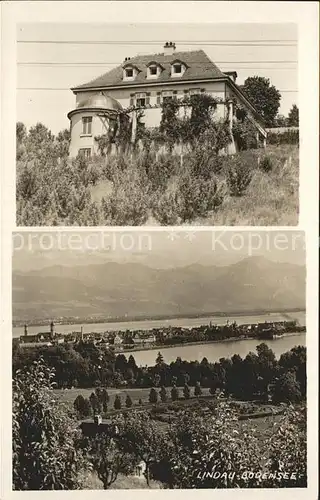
145, 153, 179, 192
152, 188, 181, 225
225, 155, 254, 196
102, 166, 150, 225
125, 395, 133, 408
171, 386, 179, 401
177, 174, 226, 222
259, 155, 274, 173
183, 384, 191, 399
232, 118, 258, 151
149, 388, 158, 404
114, 395, 122, 410
267, 129, 299, 145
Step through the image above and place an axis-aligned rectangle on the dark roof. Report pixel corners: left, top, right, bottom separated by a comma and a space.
72, 50, 226, 91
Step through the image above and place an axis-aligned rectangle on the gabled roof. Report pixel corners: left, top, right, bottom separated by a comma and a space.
72, 50, 226, 91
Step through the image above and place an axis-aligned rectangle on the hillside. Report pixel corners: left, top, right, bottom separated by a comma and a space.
12, 256, 306, 323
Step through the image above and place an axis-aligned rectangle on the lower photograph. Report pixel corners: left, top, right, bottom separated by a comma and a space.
12, 229, 306, 490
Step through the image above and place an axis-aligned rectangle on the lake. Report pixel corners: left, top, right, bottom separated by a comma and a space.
127, 332, 306, 366
12, 310, 305, 338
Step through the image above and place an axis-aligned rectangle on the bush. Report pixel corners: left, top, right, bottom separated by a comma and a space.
225, 155, 254, 196
267, 129, 299, 145
232, 118, 258, 151
102, 166, 150, 225
177, 174, 226, 222
152, 188, 181, 225
259, 155, 274, 173
145, 153, 179, 192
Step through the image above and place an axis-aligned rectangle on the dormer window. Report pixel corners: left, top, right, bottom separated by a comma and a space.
171, 60, 187, 78
122, 63, 139, 81
146, 61, 163, 79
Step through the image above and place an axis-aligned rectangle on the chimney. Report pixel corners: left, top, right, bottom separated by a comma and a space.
24, 324, 28, 336
164, 41, 176, 56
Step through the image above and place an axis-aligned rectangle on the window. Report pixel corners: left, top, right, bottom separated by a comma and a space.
136, 92, 146, 107
82, 116, 92, 135
79, 148, 91, 159
125, 68, 133, 78
162, 91, 173, 103
173, 64, 182, 74
149, 66, 157, 75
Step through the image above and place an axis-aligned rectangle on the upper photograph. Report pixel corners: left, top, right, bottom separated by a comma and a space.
16, 23, 299, 226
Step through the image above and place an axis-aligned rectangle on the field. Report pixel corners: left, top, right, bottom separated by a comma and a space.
54, 386, 212, 406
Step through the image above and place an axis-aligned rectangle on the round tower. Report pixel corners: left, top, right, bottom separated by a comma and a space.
67, 92, 123, 157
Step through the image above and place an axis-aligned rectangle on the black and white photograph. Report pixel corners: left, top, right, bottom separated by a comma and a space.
16, 22, 299, 226
12, 230, 307, 490
0, 1, 318, 498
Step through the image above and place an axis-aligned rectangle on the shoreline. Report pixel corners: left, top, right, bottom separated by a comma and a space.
12, 308, 306, 331
116, 331, 306, 355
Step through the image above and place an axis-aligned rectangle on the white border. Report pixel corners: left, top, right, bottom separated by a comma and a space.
1, 2, 319, 499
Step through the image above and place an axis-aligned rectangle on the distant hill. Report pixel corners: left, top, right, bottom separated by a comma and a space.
12, 256, 306, 323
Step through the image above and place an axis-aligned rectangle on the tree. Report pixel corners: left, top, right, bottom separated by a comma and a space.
242, 76, 281, 126
273, 371, 302, 403
265, 404, 306, 487
117, 412, 168, 486
88, 433, 134, 489
171, 385, 179, 401
13, 359, 89, 490
156, 352, 164, 366
127, 354, 138, 372
114, 395, 122, 410
82, 398, 92, 418
274, 114, 288, 127
157, 400, 262, 488
74, 394, 89, 418
101, 388, 110, 413
16, 122, 27, 144
25, 122, 57, 164
183, 384, 191, 399
159, 98, 181, 150
149, 387, 158, 404
194, 381, 202, 397
153, 373, 161, 387
159, 386, 167, 403
89, 392, 101, 414
56, 128, 71, 158
287, 104, 299, 126
125, 394, 133, 408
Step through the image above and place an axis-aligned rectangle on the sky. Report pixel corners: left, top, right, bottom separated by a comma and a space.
17, 23, 298, 134
13, 230, 305, 272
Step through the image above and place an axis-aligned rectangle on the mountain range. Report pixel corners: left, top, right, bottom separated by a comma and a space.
12, 256, 306, 323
